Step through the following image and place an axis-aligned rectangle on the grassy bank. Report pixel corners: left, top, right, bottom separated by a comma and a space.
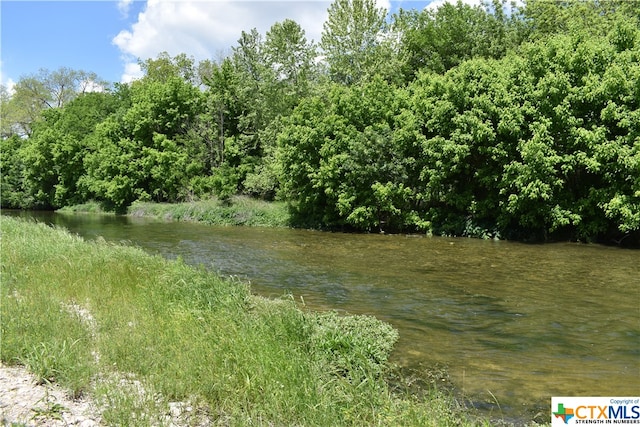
56, 201, 116, 215
1, 216, 483, 426
127, 196, 291, 228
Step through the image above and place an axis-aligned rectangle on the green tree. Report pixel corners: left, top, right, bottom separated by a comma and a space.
397, 0, 525, 79
19, 92, 118, 208
405, 8, 640, 241
1, 84, 17, 139
277, 77, 421, 231
1, 68, 107, 137
82, 62, 206, 211
140, 52, 199, 85
0, 135, 29, 208
246, 19, 318, 199
502, 22, 640, 240
408, 56, 523, 237
201, 22, 318, 200
200, 57, 240, 170
320, 0, 390, 85
264, 19, 317, 118
523, 0, 640, 40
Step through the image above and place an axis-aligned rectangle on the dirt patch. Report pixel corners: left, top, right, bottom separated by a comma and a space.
0, 363, 102, 426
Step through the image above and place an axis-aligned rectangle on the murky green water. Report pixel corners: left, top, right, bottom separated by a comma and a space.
4, 211, 639, 420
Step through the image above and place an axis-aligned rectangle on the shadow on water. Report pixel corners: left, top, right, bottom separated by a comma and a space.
4, 210, 639, 424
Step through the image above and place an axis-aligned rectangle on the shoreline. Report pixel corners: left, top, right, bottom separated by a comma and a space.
53, 198, 639, 248
3, 216, 517, 426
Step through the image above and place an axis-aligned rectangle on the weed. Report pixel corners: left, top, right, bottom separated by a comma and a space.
30, 389, 67, 422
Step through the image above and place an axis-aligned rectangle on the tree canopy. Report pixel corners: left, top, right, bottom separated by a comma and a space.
2, 0, 639, 244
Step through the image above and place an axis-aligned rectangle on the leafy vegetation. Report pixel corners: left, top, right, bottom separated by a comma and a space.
1, 216, 487, 425
128, 195, 291, 227
2, 0, 638, 243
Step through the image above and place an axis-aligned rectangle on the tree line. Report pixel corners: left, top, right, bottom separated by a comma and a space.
2, 0, 638, 243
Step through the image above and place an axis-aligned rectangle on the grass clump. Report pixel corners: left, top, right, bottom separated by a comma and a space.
1, 216, 480, 426
56, 201, 113, 215
128, 195, 291, 228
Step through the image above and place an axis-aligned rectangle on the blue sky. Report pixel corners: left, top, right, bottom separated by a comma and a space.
2, 1, 144, 86
1, 0, 470, 89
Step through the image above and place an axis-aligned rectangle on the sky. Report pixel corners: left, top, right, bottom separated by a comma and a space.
1, 0, 482, 90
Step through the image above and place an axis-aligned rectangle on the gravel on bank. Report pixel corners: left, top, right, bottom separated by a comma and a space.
0, 363, 101, 426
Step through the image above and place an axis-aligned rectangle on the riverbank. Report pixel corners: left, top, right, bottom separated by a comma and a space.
58, 198, 640, 246
57, 197, 292, 228
59, 197, 323, 230
1, 216, 490, 426
128, 197, 292, 228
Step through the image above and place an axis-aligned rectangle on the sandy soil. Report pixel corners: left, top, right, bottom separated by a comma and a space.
0, 363, 101, 426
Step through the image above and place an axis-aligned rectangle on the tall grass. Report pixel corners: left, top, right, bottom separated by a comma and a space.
57, 201, 114, 215
1, 216, 483, 426
128, 196, 291, 228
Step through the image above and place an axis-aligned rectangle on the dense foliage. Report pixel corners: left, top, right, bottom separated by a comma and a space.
2, 0, 638, 243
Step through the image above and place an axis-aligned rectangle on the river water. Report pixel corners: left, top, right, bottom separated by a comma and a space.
4, 211, 639, 421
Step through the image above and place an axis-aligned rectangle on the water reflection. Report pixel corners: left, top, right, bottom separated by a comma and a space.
4, 210, 639, 420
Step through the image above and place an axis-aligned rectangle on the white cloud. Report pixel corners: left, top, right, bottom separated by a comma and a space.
120, 62, 144, 83
118, 0, 134, 17
0, 61, 16, 96
376, 0, 391, 12
80, 79, 107, 93
112, 0, 332, 83
3, 78, 16, 96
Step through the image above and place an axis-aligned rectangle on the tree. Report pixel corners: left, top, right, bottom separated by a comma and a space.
0, 85, 16, 139
397, 0, 525, 79
200, 21, 319, 200
277, 77, 421, 231
264, 19, 317, 116
2, 77, 48, 138
522, 0, 640, 40
0, 135, 29, 208
407, 56, 521, 237
19, 92, 118, 208
508, 21, 640, 240
141, 52, 199, 86
82, 65, 206, 211
201, 58, 240, 170
404, 10, 640, 241
321, 0, 389, 85
245, 20, 318, 199
1, 67, 107, 137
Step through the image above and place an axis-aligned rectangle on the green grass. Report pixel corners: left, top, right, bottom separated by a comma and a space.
128, 196, 291, 228
1, 216, 486, 426
56, 201, 114, 215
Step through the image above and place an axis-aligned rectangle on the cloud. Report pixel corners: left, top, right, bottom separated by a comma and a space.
80, 79, 107, 93
0, 61, 16, 95
120, 62, 144, 84
112, 0, 333, 83
117, 0, 134, 17
376, 0, 391, 11
3, 78, 16, 96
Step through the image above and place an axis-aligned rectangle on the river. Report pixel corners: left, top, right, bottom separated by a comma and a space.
4, 210, 639, 422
